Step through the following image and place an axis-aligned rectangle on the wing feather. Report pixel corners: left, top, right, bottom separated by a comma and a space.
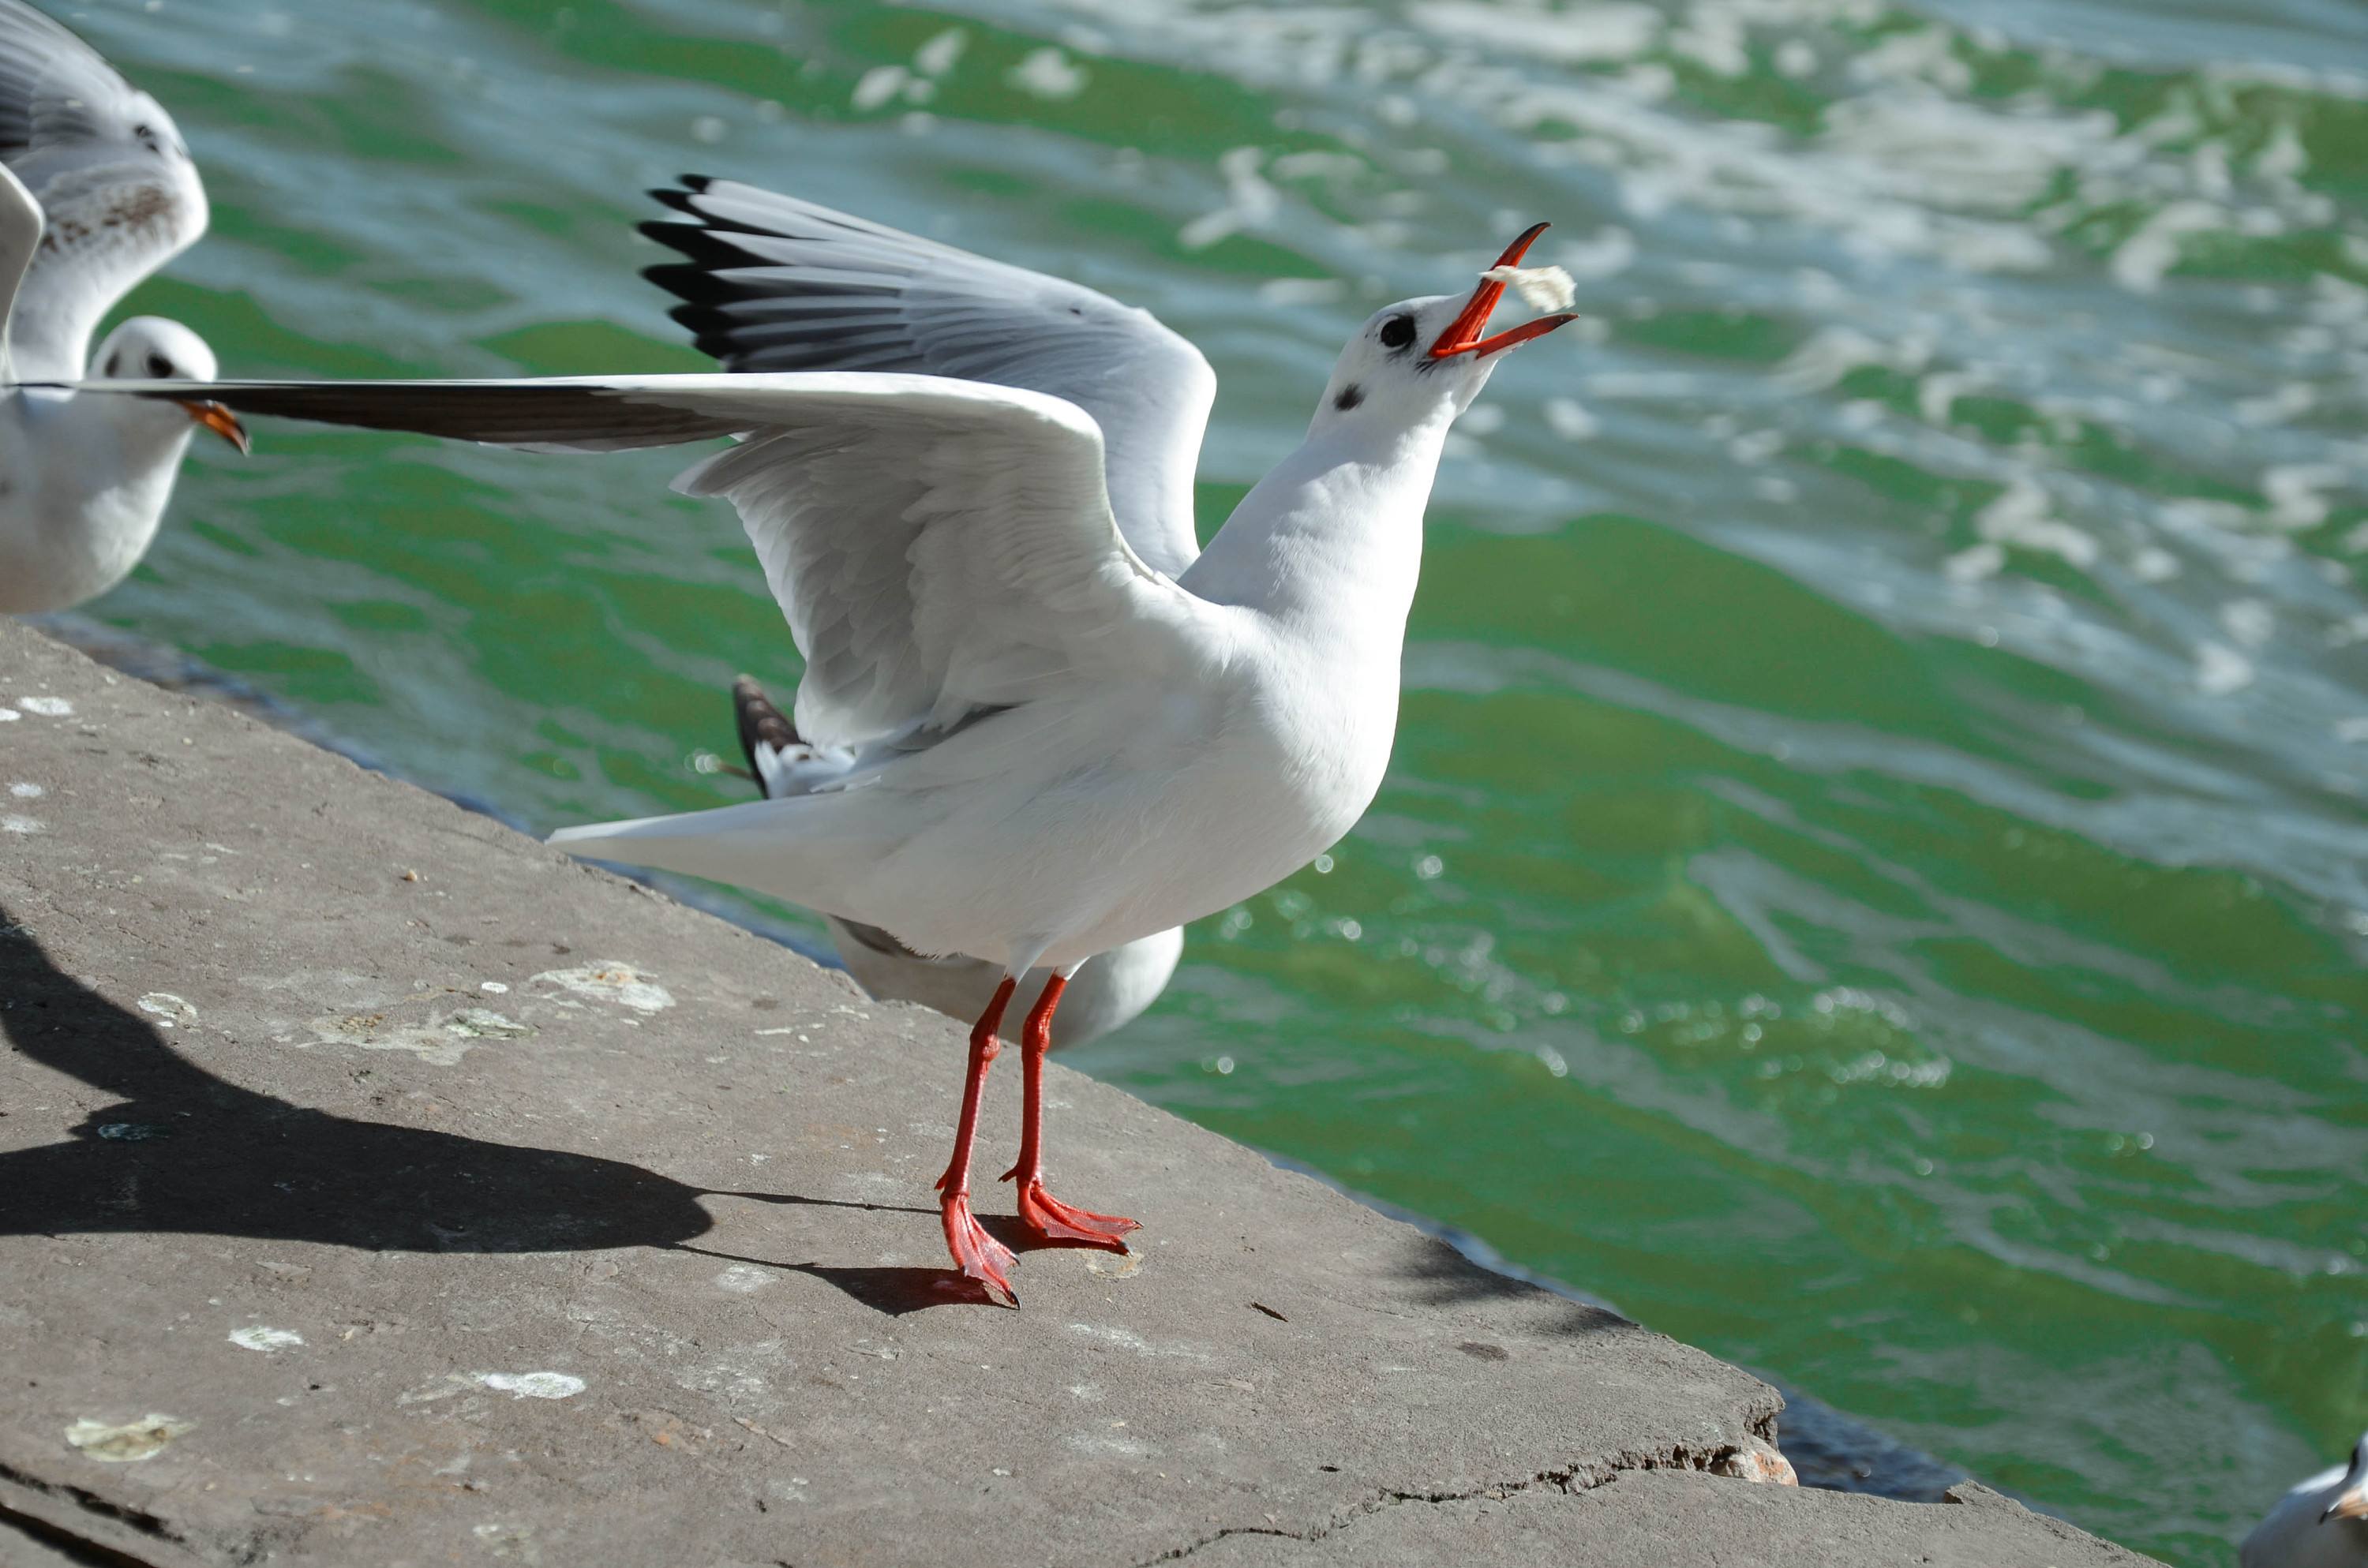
118, 370, 1208, 748
643, 177, 1215, 578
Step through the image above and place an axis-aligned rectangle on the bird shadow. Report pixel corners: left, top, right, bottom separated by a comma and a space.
676, 1242, 1003, 1315
692, 1200, 1126, 1315
0, 904, 992, 1313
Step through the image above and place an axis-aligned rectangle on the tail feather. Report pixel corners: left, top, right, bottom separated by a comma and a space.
548, 797, 813, 893
731, 673, 798, 797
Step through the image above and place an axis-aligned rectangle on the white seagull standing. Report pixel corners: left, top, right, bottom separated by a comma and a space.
2243, 1431, 2368, 1568
643, 184, 1196, 1047
103, 189, 1576, 1303
0, 0, 245, 614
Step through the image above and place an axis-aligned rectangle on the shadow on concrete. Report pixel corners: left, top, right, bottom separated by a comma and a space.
0, 907, 988, 1313
678, 1242, 1002, 1315
1392, 1237, 1628, 1336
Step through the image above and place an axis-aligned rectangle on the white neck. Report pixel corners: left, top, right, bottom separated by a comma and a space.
1181, 406, 1452, 638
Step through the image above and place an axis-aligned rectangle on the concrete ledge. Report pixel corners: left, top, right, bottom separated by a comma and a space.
0, 620, 2149, 1567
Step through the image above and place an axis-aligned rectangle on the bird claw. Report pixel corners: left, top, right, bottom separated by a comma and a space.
941, 1191, 1019, 1306
1013, 1178, 1138, 1250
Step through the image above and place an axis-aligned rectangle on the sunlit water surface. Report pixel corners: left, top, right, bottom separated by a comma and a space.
47, 0, 2368, 1559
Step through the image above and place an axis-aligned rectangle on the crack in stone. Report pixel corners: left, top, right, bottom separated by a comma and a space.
1133, 1435, 1775, 1566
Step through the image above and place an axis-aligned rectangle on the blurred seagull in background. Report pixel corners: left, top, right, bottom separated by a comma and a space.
0, 0, 244, 614
103, 181, 1578, 1304
2243, 1430, 2368, 1568
643, 185, 1203, 1047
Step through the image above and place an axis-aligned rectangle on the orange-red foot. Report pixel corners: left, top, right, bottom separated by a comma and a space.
940, 1192, 1019, 1306
1014, 1179, 1139, 1250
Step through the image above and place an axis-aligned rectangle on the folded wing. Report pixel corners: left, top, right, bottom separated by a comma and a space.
643, 177, 1215, 579
0, 0, 208, 381
129, 371, 1208, 749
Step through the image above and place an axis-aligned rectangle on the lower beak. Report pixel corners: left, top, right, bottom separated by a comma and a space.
178, 399, 251, 455
2324, 1484, 2368, 1524
1429, 222, 1579, 359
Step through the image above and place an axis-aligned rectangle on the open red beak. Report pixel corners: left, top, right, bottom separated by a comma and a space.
1428, 223, 1578, 359
178, 399, 251, 455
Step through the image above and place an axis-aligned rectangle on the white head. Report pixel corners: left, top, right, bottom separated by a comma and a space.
88, 316, 249, 455
1312, 223, 1576, 439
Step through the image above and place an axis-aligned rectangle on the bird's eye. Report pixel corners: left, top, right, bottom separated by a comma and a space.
133, 122, 158, 148
144, 351, 172, 379
1378, 315, 1417, 350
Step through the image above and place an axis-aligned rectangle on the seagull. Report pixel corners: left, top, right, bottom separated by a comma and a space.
728, 672, 1183, 1049
99, 187, 1576, 1304
643, 182, 1203, 1046
2243, 1431, 2368, 1568
0, 0, 245, 615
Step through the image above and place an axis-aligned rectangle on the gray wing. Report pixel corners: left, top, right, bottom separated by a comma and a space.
0, 0, 206, 382
114, 371, 1205, 750
643, 177, 1215, 578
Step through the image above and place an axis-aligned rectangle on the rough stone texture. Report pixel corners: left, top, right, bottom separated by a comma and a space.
0, 622, 2151, 1568
1187, 1474, 2152, 1566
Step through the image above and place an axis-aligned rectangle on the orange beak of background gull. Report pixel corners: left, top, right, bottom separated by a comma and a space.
1428, 223, 1579, 358
178, 399, 251, 455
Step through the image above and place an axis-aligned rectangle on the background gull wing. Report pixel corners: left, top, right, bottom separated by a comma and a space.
0, 0, 208, 382
642, 176, 1216, 580
111, 371, 1209, 750
0, 159, 38, 381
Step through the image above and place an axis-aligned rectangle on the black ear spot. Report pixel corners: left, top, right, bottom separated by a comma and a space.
1378, 314, 1417, 350
1334, 384, 1363, 411
144, 351, 173, 379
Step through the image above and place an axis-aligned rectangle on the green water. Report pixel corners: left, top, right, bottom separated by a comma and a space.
54, 0, 2368, 1559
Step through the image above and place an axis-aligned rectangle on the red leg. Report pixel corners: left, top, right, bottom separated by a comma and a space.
1001, 975, 1138, 1249
933, 976, 1020, 1304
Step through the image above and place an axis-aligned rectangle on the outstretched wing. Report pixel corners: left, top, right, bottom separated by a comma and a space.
643, 177, 1215, 578
114, 371, 1210, 749
0, 0, 207, 382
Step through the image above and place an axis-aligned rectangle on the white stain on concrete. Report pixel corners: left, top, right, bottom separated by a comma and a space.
476, 1372, 585, 1400
0, 708, 19, 722
17, 695, 72, 717
64, 1413, 193, 1461
137, 994, 197, 1027
714, 1263, 774, 1294
1064, 1322, 1211, 1362
1085, 1249, 1143, 1279
2, 814, 41, 835
229, 1326, 304, 1353
530, 963, 673, 1013
9, 781, 42, 797
304, 1005, 527, 1067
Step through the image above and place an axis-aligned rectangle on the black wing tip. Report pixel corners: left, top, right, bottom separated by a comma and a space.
643, 260, 729, 301
639, 222, 758, 269
646, 174, 716, 211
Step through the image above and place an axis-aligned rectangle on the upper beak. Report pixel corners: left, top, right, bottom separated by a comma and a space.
2323, 1480, 2368, 1525
177, 399, 251, 455
1428, 222, 1579, 359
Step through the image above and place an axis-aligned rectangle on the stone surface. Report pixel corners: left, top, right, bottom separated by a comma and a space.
0, 621, 2152, 1567
1189, 1475, 2152, 1566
